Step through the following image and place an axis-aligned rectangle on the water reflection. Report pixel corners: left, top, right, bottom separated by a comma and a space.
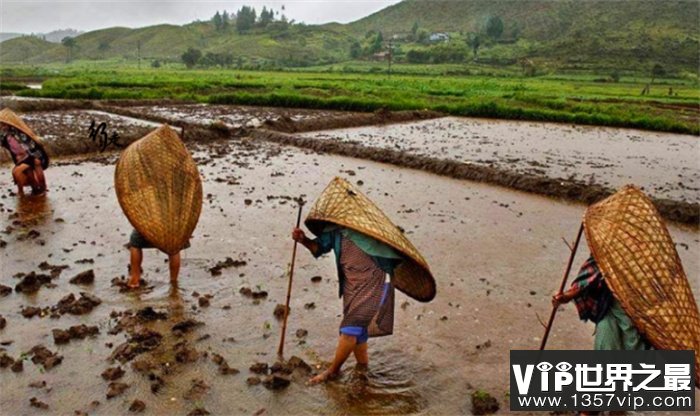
15, 193, 52, 225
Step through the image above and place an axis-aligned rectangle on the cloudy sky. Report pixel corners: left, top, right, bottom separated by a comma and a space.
1, 0, 402, 34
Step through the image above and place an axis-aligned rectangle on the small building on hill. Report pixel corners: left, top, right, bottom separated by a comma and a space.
429, 32, 450, 43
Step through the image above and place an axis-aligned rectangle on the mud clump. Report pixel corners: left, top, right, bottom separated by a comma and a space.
38, 261, 69, 278
0, 284, 11, 297
209, 257, 247, 276
471, 390, 500, 415
52, 324, 99, 344
53, 292, 102, 315
28, 345, 63, 370
239, 286, 268, 300
295, 329, 308, 338
249, 362, 268, 374
110, 329, 163, 363
101, 366, 125, 381
21, 306, 47, 319
0, 351, 16, 368
174, 341, 200, 363
15, 272, 53, 294
310, 276, 322, 283
184, 378, 209, 401
30, 397, 49, 409
211, 353, 239, 375
247, 376, 261, 386
128, 400, 146, 413
273, 304, 289, 319
187, 408, 211, 416
106, 382, 129, 399
69, 270, 95, 285
262, 374, 291, 390
0, 314, 6, 330
172, 319, 204, 335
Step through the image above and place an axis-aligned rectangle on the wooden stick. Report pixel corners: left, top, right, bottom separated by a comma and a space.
539, 222, 584, 350
277, 200, 304, 358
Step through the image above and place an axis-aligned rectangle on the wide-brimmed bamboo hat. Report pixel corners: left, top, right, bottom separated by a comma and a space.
115, 125, 202, 255
305, 177, 436, 302
584, 185, 700, 383
0, 108, 49, 169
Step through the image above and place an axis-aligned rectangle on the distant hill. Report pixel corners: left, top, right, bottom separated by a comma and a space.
0, 33, 24, 43
43, 29, 84, 43
0, 0, 697, 74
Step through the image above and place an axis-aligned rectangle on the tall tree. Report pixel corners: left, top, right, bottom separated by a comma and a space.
486, 16, 504, 40
466, 32, 481, 57
222, 10, 230, 30
181, 48, 202, 69
212, 11, 223, 31
61, 36, 76, 62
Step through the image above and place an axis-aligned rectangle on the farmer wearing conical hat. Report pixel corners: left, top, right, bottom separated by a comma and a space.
552, 255, 651, 351
293, 177, 436, 384
293, 225, 403, 384
0, 109, 48, 195
549, 185, 700, 388
115, 124, 202, 290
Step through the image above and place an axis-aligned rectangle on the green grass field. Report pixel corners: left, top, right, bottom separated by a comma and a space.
2, 63, 699, 134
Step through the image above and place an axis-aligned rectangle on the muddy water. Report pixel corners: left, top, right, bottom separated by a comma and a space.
130, 104, 353, 129
1, 139, 698, 415
299, 117, 700, 203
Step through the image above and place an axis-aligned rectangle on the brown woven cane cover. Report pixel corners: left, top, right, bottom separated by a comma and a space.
305, 177, 436, 302
115, 125, 202, 255
584, 185, 700, 383
0, 108, 49, 169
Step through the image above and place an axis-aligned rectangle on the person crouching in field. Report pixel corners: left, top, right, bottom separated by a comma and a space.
0, 124, 47, 195
292, 225, 403, 384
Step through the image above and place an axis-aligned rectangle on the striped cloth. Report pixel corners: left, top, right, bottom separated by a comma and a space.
570, 255, 613, 324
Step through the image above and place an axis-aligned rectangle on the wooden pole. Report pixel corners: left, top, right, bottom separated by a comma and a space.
539, 222, 584, 350
277, 200, 304, 358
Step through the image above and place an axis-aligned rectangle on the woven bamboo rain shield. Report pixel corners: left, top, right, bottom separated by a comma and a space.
584, 185, 700, 383
305, 177, 436, 302
115, 125, 202, 255
0, 108, 49, 169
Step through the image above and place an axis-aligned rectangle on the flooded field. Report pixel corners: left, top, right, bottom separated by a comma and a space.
130, 104, 355, 129
1, 134, 698, 414
299, 117, 700, 203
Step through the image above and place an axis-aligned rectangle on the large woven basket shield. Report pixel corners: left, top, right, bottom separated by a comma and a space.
115, 125, 202, 255
0, 108, 49, 169
305, 177, 436, 302
584, 185, 700, 382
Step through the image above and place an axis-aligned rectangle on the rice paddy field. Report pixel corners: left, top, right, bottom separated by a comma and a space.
2, 65, 699, 134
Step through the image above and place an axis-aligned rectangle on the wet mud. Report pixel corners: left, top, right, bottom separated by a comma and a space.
1, 135, 698, 414
252, 129, 699, 225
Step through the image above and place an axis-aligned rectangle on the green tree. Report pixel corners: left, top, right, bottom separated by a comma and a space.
61, 36, 77, 62
222, 10, 230, 30
651, 63, 665, 83
486, 16, 504, 40
212, 11, 223, 31
410, 22, 419, 41
370, 32, 384, 54
181, 47, 202, 69
467, 32, 481, 57
350, 41, 362, 59
259, 6, 273, 27
236, 6, 257, 33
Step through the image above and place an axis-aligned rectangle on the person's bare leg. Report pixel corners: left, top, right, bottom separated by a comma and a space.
12, 165, 29, 196
353, 342, 369, 366
32, 160, 46, 192
309, 334, 356, 384
128, 247, 143, 288
168, 252, 181, 285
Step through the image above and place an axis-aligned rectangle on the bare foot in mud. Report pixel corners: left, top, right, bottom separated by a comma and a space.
126, 279, 140, 289
307, 369, 339, 385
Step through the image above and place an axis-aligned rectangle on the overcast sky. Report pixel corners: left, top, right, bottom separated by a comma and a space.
1, 0, 402, 34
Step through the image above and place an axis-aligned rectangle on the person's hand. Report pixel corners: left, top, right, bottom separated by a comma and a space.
292, 228, 306, 243
551, 291, 570, 307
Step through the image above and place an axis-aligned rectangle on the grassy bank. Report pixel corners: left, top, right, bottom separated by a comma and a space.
2, 65, 699, 134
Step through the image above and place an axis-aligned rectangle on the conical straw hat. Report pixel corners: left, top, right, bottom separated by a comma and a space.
115, 125, 202, 255
0, 108, 49, 169
584, 185, 700, 383
305, 177, 436, 302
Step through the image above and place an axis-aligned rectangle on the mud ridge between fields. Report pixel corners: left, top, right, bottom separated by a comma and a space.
251, 129, 700, 226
